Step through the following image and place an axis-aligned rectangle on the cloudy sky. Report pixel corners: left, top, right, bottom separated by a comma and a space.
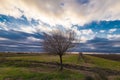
0, 0, 120, 53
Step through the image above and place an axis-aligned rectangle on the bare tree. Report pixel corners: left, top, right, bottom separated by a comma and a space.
42, 29, 77, 70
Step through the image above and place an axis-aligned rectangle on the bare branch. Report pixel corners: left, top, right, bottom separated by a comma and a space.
42, 29, 78, 70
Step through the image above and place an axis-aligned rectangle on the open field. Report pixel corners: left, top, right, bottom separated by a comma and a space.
0, 53, 120, 80
88, 54, 120, 61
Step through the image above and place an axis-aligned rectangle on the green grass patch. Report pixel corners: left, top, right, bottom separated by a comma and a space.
7, 54, 120, 71
0, 67, 85, 80
1, 53, 120, 80
7, 54, 85, 65
85, 55, 120, 71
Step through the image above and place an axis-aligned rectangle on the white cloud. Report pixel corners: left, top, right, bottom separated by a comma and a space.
80, 36, 88, 43
27, 36, 42, 42
19, 26, 36, 34
80, 29, 94, 35
107, 34, 120, 40
1, 0, 120, 27
0, 0, 23, 18
35, 24, 53, 33
0, 0, 120, 40
77, 29, 95, 42
100, 30, 105, 33
0, 37, 9, 40
113, 44, 120, 47
0, 22, 9, 30
109, 28, 117, 33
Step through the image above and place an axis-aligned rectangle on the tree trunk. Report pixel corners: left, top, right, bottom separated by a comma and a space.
59, 55, 63, 71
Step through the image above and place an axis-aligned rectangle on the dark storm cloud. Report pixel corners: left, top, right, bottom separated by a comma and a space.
76, 37, 120, 53
0, 40, 43, 52
0, 30, 43, 40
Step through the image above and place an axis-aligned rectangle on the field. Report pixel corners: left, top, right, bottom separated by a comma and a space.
0, 53, 120, 80
88, 54, 120, 61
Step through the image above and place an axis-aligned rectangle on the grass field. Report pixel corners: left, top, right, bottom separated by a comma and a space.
0, 53, 120, 80
88, 54, 120, 61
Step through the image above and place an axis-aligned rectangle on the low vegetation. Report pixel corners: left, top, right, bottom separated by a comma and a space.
0, 52, 120, 80
89, 54, 120, 61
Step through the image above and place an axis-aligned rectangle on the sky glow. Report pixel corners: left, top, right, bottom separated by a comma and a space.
0, 0, 120, 52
